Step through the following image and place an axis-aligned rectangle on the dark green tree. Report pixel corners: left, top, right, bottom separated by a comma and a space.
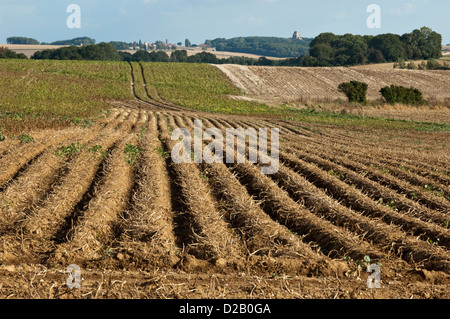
338, 81, 368, 105
187, 51, 218, 64
380, 85, 424, 105
130, 50, 152, 62
401, 27, 442, 60
367, 48, 386, 63
309, 43, 334, 65
0, 47, 28, 59
32, 43, 120, 61
7, 37, 40, 45
309, 32, 339, 47
368, 34, 406, 62
170, 50, 188, 62
338, 34, 368, 65
110, 41, 130, 50
50, 37, 95, 46
152, 51, 170, 62
119, 51, 133, 62
299, 56, 322, 66
256, 57, 273, 66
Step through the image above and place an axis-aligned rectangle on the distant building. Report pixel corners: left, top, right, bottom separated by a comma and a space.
293, 31, 302, 40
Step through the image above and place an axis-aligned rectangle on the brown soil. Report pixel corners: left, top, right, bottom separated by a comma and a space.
1, 65, 449, 301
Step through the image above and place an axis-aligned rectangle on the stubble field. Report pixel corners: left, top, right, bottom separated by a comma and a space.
216, 64, 450, 102
0, 60, 449, 299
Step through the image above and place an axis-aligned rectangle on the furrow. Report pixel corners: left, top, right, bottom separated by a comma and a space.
115, 112, 180, 269
269, 164, 450, 273
190, 116, 350, 276
0, 128, 83, 188
0, 109, 129, 227
2, 111, 139, 262
231, 120, 449, 248
43, 110, 145, 265
47, 133, 138, 265
279, 150, 450, 249
283, 127, 450, 188
229, 161, 382, 261
158, 113, 240, 264
282, 144, 450, 228
279, 122, 450, 177
293, 141, 450, 214
214, 118, 449, 272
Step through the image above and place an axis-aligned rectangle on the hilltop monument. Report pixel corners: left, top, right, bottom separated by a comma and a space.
293, 31, 302, 40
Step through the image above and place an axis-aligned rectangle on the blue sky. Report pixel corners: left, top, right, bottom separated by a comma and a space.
1, 0, 449, 45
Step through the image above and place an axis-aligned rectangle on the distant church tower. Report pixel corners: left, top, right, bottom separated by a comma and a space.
293, 31, 302, 40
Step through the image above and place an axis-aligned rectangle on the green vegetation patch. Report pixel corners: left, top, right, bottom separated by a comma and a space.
0, 59, 132, 117
124, 143, 143, 166
142, 63, 450, 132
141, 62, 271, 114
56, 142, 85, 158
284, 108, 450, 132
18, 134, 34, 143
0, 59, 133, 133
380, 85, 425, 105
338, 81, 368, 105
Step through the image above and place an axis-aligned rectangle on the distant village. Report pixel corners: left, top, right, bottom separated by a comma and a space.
129, 39, 211, 51
3, 31, 306, 59
130, 31, 302, 51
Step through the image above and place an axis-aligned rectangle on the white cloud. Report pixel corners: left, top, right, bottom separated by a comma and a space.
390, 2, 417, 15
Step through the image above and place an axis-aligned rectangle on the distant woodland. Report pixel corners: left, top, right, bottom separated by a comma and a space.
301, 27, 442, 66
7, 36, 96, 46
3, 27, 445, 68
208, 36, 313, 58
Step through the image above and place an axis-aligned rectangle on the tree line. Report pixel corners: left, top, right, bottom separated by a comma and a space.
44, 37, 96, 46
5, 27, 445, 69
394, 59, 450, 70
338, 81, 424, 106
6, 36, 96, 46
119, 49, 302, 66
6, 37, 40, 45
0, 47, 27, 59
300, 27, 442, 67
32, 43, 121, 61
209, 36, 313, 58
30, 42, 302, 66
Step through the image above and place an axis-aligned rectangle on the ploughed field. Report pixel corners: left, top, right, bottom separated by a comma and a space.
216, 64, 450, 103
1, 103, 449, 298
0, 61, 449, 299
